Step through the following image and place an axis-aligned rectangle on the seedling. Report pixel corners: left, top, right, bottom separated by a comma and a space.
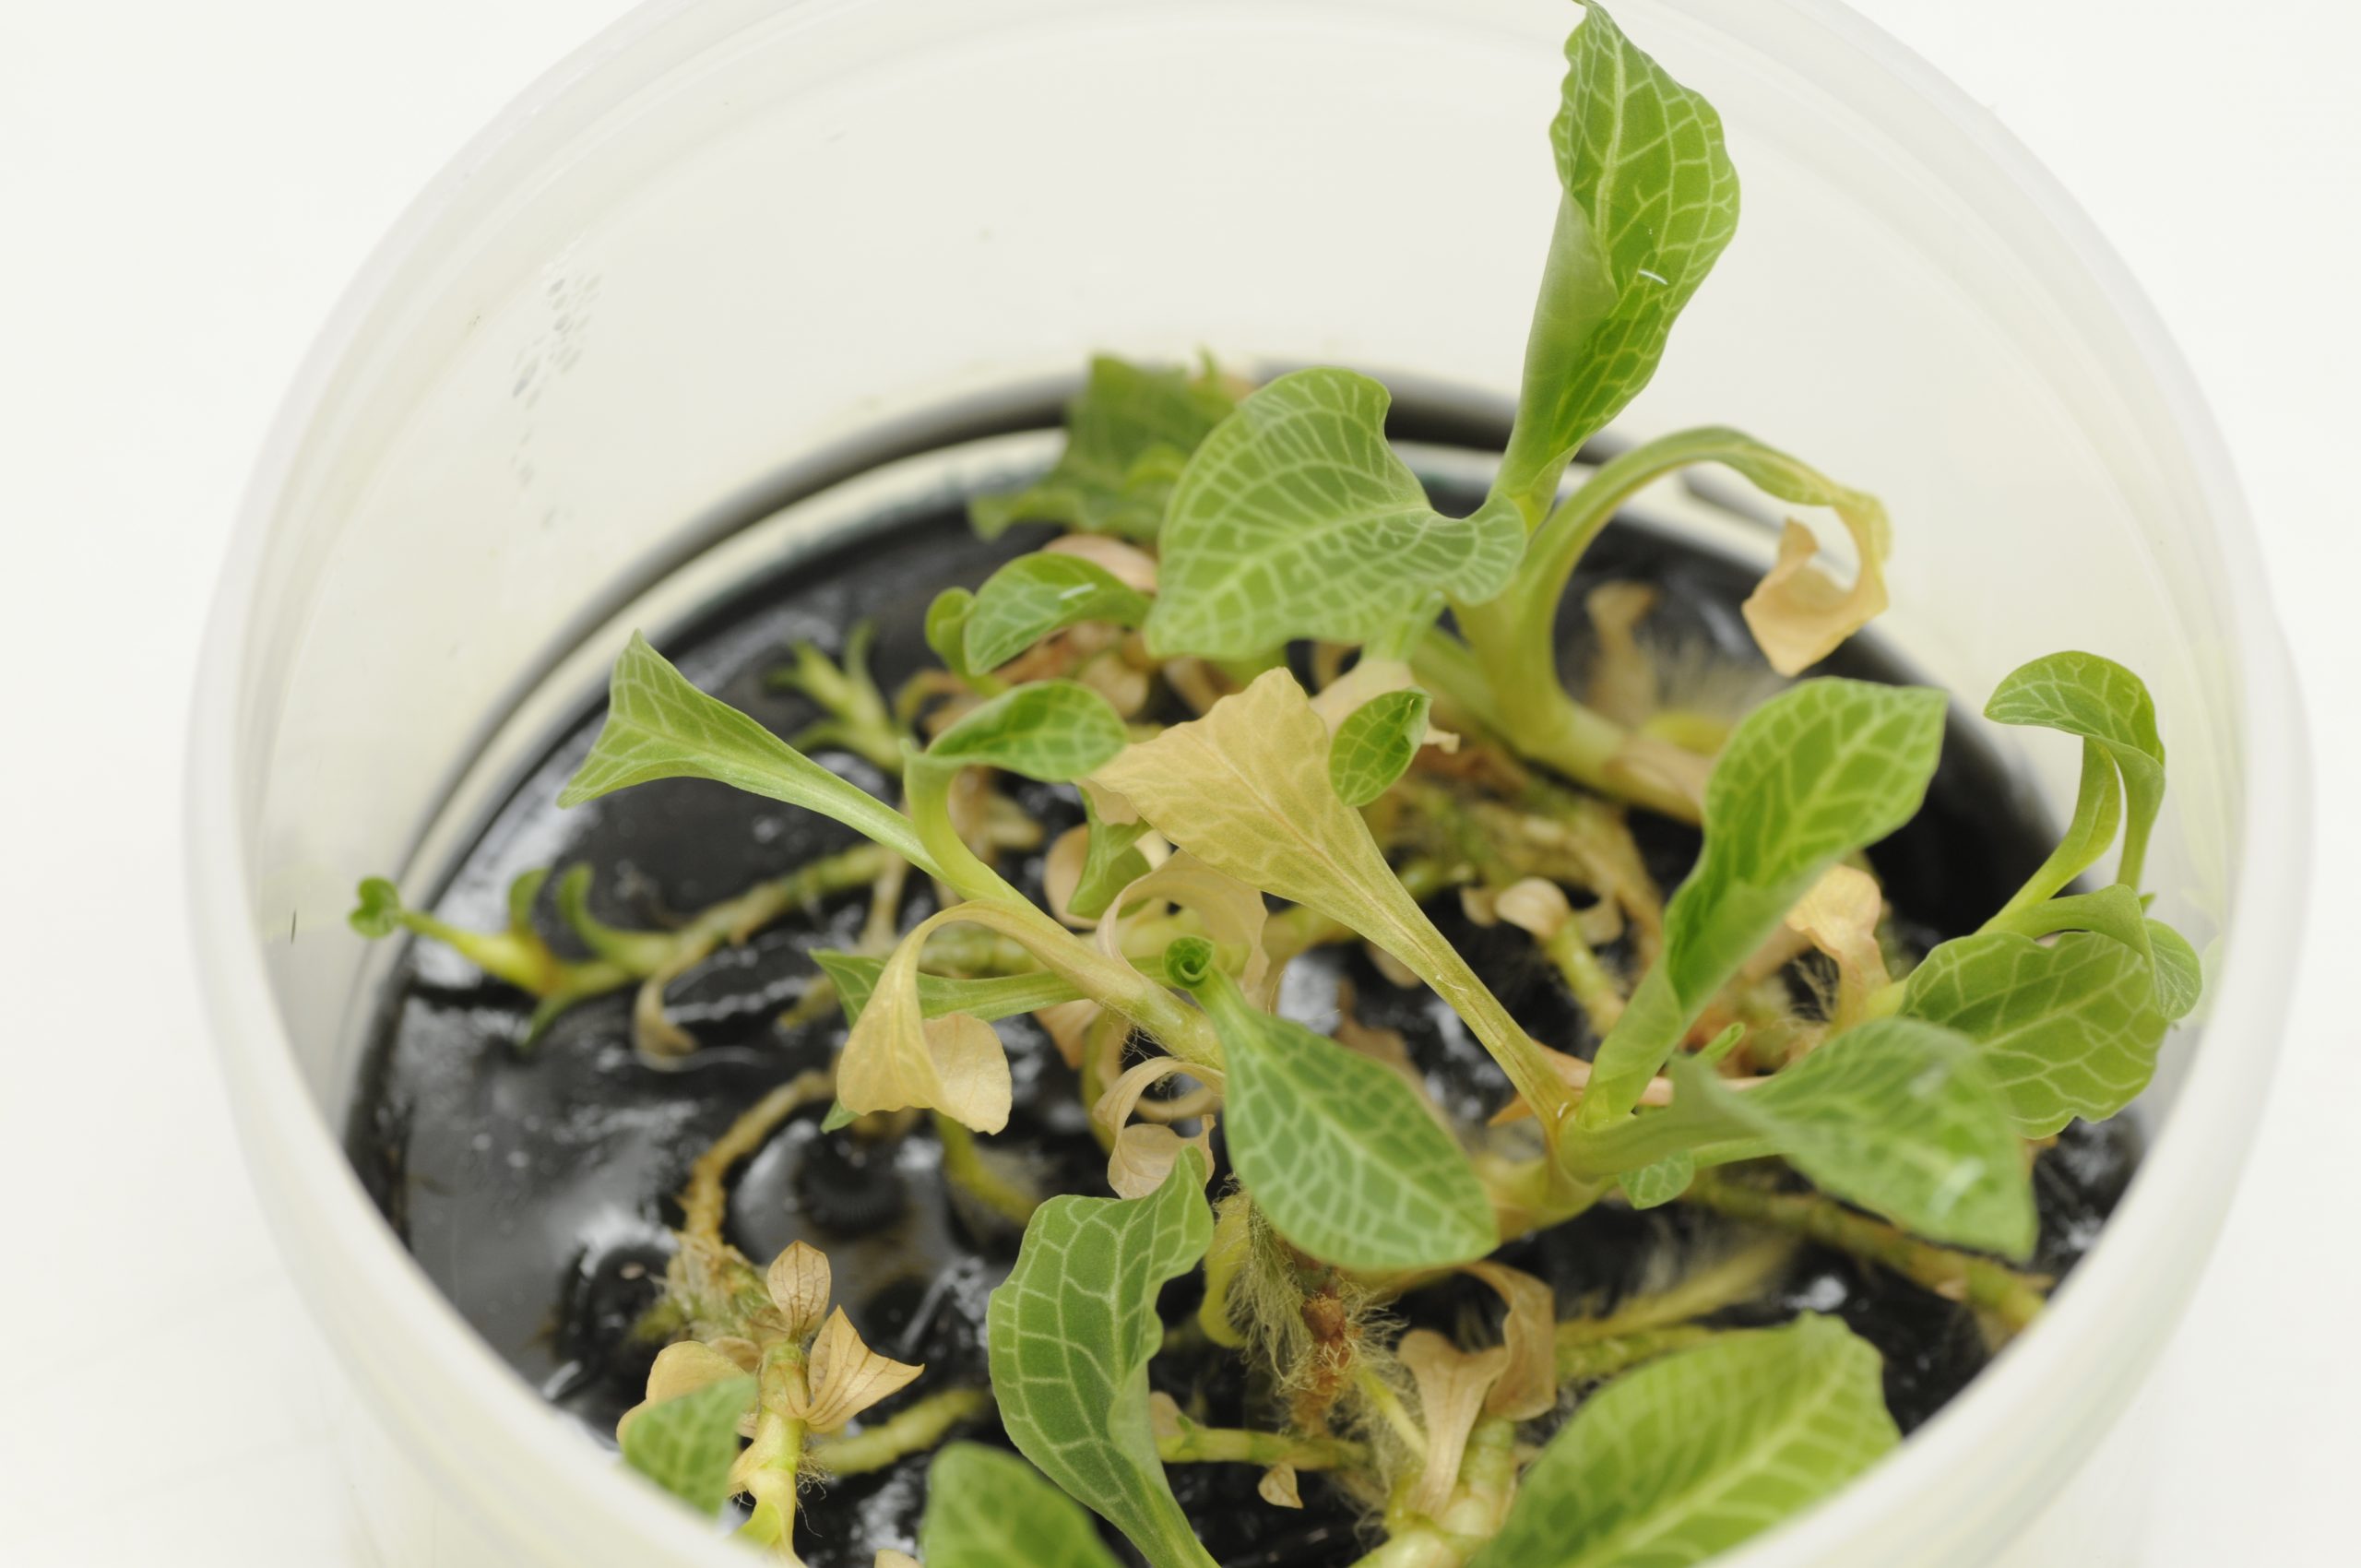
352, 6, 2201, 1564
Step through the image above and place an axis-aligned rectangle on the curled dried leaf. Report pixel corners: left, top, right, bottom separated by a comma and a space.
1258, 1463, 1303, 1509
1584, 581, 1662, 726
791, 1308, 925, 1433
1044, 825, 1094, 928
1397, 1330, 1509, 1518
1046, 531, 1161, 592
1035, 997, 1101, 1071
1464, 1261, 1557, 1420
1741, 496, 1892, 676
874, 1552, 922, 1568
1785, 863, 1889, 1029
1094, 1055, 1221, 1198
1493, 877, 1572, 942
765, 1241, 832, 1341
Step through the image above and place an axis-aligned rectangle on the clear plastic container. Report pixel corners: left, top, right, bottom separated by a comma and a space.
186, 1, 2307, 1563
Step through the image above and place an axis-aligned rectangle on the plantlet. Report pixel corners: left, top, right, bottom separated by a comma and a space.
350, 5, 2205, 1564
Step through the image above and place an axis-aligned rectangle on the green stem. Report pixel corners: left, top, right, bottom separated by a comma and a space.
1553, 1324, 1720, 1383
808, 1387, 990, 1476
1158, 1425, 1369, 1472
932, 1111, 1039, 1225
736, 1341, 810, 1557
1682, 1171, 2049, 1335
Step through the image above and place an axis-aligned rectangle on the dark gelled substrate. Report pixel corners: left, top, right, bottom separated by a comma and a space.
350, 452, 2142, 1568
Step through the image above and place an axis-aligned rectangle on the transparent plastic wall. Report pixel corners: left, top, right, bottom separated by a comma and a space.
195, 3, 2296, 1566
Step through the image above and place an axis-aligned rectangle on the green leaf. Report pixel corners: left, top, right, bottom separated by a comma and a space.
1093, 670, 1571, 1128
1619, 1152, 1695, 1210
1069, 787, 1155, 922
927, 588, 981, 683
1469, 1315, 1895, 1568
813, 949, 1086, 1027
618, 1374, 755, 1518
964, 552, 1154, 674
558, 632, 940, 876
920, 1443, 1123, 1568
1580, 679, 1947, 1127
2146, 920, 2202, 1021
1901, 931, 2166, 1139
1688, 1018, 2035, 1256
1985, 650, 2165, 890
988, 1149, 1219, 1568
972, 356, 1239, 540
350, 876, 403, 938
1328, 688, 1431, 808
1168, 938, 1497, 1271
1145, 368, 1525, 659
1494, 2, 1741, 516
927, 680, 1130, 784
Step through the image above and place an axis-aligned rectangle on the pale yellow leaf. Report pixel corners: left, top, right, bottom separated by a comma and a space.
1397, 1330, 1509, 1518
874, 1552, 923, 1568
1147, 1391, 1186, 1442
837, 909, 1013, 1134
1258, 1463, 1303, 1509
791, 1307, 925, 1433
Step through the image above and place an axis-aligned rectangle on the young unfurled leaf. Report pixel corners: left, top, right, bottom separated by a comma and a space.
1094, 671, 1569, 1125
1683, 1018, 2035, 1256
1902, 931, 2166, 1138
1169, 937, 1497, 1271
558, 632, 940, 876
987, 1149, 1219, 1568
919, 1443, 1123, 1568
1992, 730, 2122, 921
1146, 369, 1525, 659
1096, 852, 1272, 1005
1580, 679, 1946, 1129
1328, 688, 1432, 807
964, 552, 1154, 674
926, 679, 1129, 783
619, 1372, 758, 1518
1468, 1315, 1895, 1568
838, 907, 1016, 1133
1985, 650, 2165, 891
971, 356, 1239, 540
1493, 3, 1741, 517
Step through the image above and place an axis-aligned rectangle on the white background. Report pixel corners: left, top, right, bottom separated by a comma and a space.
1, 1, 2354, 1561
